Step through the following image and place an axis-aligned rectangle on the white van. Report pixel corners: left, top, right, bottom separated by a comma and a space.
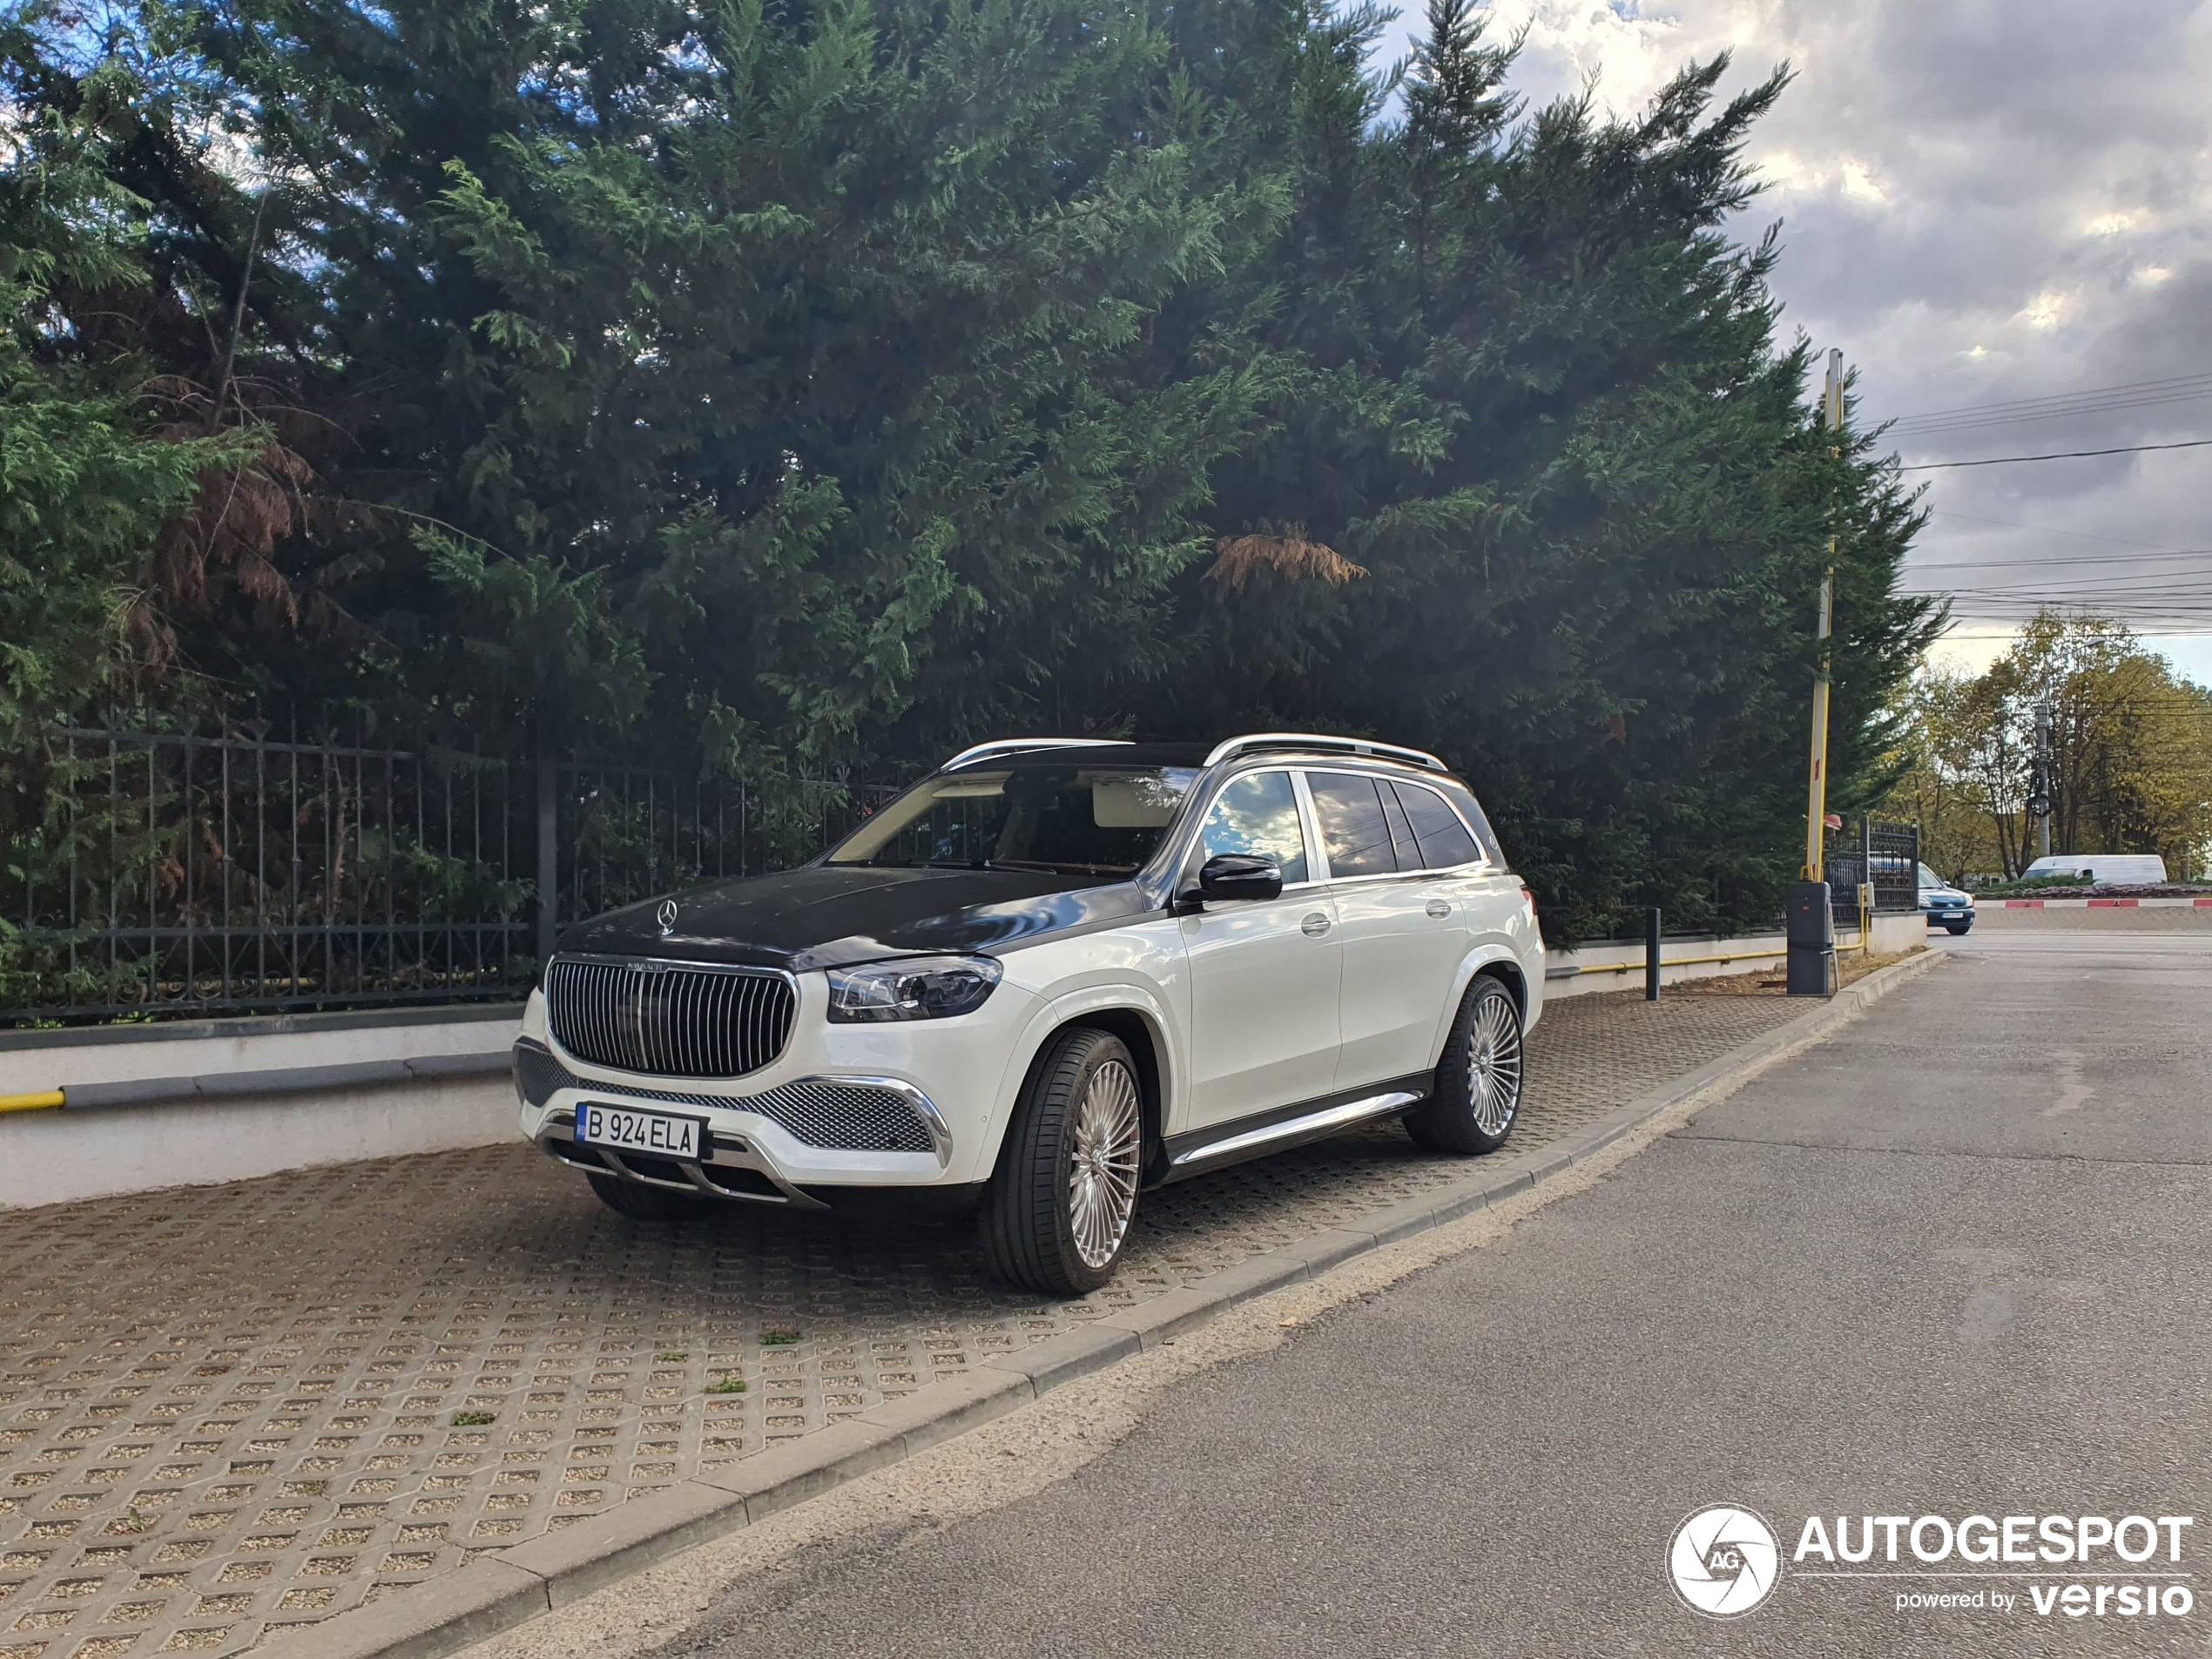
2020, 853, 2168, 886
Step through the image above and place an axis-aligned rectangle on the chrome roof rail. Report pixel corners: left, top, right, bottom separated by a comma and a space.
1204, 732, 1447, 771
941, 737, 1128, 771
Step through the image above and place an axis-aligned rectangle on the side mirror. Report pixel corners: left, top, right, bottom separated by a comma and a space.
1193, 853, 1283, 904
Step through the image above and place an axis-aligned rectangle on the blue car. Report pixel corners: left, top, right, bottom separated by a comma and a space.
1919, 863, 1974, 934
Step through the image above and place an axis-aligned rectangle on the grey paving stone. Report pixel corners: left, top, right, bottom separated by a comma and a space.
0, 981, 1819, 1655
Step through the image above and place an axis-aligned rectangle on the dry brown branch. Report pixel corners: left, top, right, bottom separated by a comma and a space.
1204, 523, 1368, 592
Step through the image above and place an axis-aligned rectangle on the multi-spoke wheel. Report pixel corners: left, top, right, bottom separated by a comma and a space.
980, 1028, 1145, 1294
1405, 974, 1526, 1154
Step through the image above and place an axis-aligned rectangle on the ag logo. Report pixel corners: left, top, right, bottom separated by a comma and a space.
656, 898, 679, 935
1669, 1504, 1781, 1618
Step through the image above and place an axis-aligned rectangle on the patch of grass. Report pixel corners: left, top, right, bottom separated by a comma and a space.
703, 1376, 747, 1395
145, 1214, 171, 1223
657, 1352, 688, 1362
450, 1411, 496, 1427
760, 1331, 799, 1346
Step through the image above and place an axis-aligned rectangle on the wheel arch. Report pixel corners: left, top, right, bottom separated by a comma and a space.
1429, 941, 1534, 1069
983, 990, 1175, 1187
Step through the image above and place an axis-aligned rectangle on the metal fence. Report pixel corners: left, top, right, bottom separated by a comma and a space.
1, 726, 901, 1025
1826, 818, 1922, 926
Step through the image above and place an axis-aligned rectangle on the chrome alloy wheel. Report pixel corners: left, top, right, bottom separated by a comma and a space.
1068, 1058, 1143, 1270
1467, 991, 1524, 1136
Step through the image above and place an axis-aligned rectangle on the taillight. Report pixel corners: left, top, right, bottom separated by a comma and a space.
1521, 886, 1536, 913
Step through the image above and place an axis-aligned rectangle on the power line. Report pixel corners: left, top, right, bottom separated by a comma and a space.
1897, 438, 2212, 470
1887, 370, 2212, 434
1911, 550, 2212, 572
1929, 509, 2198, 553
1891, 386, 2212, 438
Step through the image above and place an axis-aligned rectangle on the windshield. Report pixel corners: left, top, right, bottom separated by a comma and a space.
1918, 864, 1942, 888
826, 765, 1201, 874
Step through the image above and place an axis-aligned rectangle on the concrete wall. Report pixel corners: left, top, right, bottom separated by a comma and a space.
1544, 913, 1928, 1001
0, 1006, 522, 1211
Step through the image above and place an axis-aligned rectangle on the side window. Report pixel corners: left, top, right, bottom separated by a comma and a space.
1306, 772, 1398, 879
1393, 782, 1480, 870
1195, 771, 1309, 885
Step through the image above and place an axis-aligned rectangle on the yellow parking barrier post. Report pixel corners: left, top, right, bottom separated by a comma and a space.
0, 1089, 66, 1115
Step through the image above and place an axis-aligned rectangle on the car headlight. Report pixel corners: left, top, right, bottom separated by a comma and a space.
826, 955, 1002, 1022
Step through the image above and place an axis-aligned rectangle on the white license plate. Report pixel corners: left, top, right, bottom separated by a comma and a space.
575, 1103, 703, 1159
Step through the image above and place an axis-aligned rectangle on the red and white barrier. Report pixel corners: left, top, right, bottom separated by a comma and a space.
2000, 896, 2212, 908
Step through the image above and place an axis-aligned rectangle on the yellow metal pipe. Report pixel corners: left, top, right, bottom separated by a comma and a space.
1573, 940, 1865, 976
0, 1089, 65, 1114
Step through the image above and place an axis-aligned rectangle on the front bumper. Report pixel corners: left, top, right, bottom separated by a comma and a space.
514, 974, 1036, 1196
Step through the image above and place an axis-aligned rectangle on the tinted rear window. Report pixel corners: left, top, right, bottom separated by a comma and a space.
1307, 773, 1397, 878
1393, 782, 1480, 869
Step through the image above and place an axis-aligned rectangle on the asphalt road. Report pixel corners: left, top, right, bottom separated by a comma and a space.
664, 924, 2212, 1657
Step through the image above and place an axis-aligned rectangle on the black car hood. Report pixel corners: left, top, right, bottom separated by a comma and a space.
555, 863, 1157, 970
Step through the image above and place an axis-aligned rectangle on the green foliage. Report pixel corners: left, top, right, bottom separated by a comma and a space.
0, 84, 234, 748
1885, 612, 2212, 881
1, 0, 1937, 943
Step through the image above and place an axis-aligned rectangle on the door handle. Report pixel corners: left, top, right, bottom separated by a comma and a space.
1426, 898, 1452, 919
1301, 913, 1332, 937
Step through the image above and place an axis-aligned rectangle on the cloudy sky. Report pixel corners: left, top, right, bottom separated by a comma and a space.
1380, 0, 2212, 685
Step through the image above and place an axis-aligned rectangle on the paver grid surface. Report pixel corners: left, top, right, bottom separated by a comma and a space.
0, 985, 1804, 1657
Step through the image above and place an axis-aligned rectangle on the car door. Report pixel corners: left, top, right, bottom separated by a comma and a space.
1177, 769, 1342, 1132
1306, 770, 1472, 1091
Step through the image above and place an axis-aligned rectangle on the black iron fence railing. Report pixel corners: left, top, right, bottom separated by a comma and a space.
1, 727, 903, 1025
1826, 818, 1923, 925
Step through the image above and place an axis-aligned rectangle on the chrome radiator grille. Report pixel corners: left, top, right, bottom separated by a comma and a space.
544, 957, 795, 1079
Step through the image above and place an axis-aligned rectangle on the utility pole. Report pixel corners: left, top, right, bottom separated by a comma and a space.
1788, 348, 1845, 997
1802, 348, 1843, 881
2029, 699, 2054, 863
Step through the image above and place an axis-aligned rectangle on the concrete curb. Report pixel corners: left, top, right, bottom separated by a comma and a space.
248, 950, 1944, 1659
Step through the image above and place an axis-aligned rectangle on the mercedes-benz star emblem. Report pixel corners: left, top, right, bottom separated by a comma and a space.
656, 898, 678, 935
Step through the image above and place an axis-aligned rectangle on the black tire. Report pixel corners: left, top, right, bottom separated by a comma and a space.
1946, 922, 1971, 935
1404, 974, 1525, 1154
979, 1028, 1144, 1296
585, 1169, 717, 1221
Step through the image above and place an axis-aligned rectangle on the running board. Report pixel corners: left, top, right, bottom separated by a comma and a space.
1169, 1088, 1426, 1173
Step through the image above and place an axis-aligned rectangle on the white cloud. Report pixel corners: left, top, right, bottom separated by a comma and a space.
2016, 289, 2074, 331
